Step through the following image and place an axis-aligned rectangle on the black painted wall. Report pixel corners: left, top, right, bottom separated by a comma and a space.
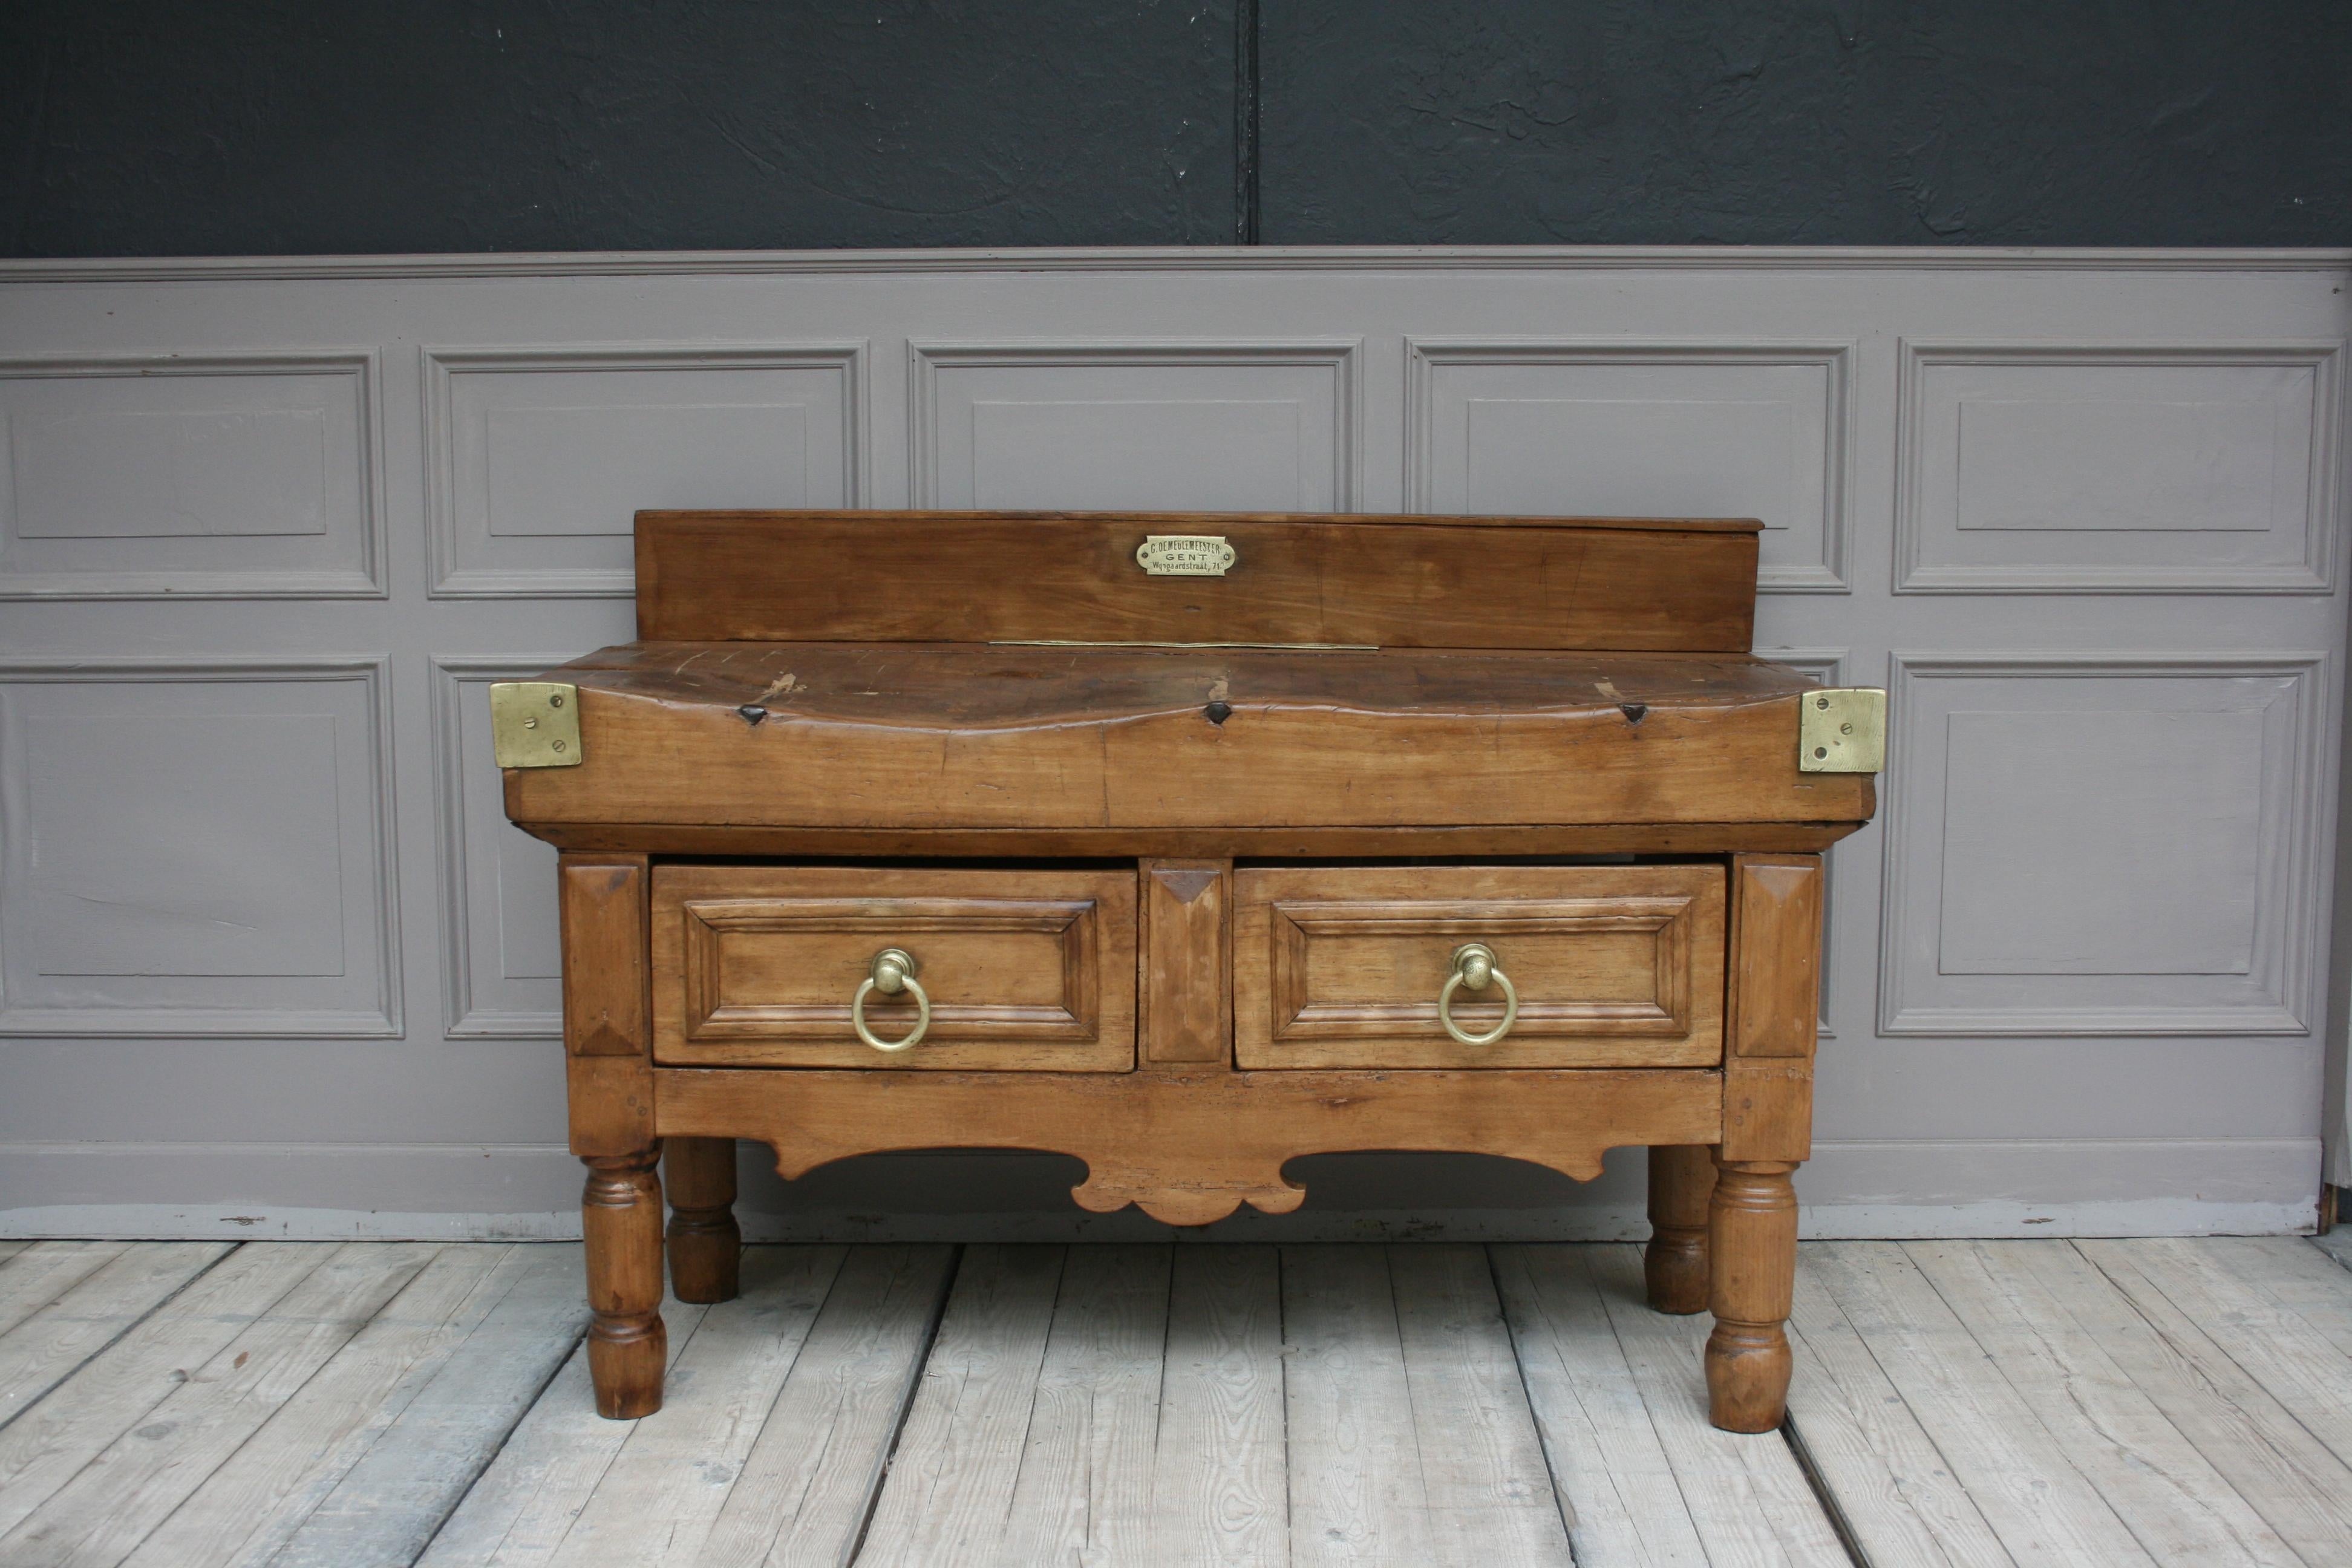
4, 1, 2347, 256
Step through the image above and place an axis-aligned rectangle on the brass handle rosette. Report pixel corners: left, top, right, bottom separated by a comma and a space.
851, 947, 932, 1053
1437, 942, 1519, 1047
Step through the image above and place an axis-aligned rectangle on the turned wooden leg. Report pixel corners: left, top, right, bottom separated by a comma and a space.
1644, 1144, 1714, 1314
664, 1135, 740, 1303
1705, 1156, 1798, 1433
583, 1148, 667, 1419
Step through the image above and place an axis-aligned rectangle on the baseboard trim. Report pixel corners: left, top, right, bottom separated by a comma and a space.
0, 1136, 2318, 1241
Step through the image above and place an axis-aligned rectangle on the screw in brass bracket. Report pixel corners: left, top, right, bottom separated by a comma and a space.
1797, 688, 1886, 774
489, 682, 583, 769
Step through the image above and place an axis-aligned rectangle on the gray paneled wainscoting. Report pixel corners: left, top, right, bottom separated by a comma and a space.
0, 247, 2345, 1240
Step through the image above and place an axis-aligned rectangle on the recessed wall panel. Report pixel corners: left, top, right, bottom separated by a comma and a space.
1408, 342, 1851, 590
913, 343, 1357, 509
1880, 654, 2328, 1036
0, 660, 399, 1036
1896, 344, 2340, 592
426, 345, 862, 596
0, 353, 382, 596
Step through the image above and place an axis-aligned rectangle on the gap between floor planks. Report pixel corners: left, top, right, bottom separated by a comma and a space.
4, 1237, 2351, 1566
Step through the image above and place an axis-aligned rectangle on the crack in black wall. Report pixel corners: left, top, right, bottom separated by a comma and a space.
1236, 0, 1261, 244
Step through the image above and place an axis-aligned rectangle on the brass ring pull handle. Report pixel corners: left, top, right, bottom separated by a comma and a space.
851, 947, 931, 1054
1437, 942, 1518, 1047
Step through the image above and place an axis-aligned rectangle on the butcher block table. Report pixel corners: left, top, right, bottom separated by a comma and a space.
497, 509, 1883, 1432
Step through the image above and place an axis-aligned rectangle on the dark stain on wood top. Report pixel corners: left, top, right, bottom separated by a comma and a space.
508, 642, 1870, 833
556, 641, 1820, 732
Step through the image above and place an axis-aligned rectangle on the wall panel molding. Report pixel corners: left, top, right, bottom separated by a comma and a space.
1405, 339, 1852, 591
429, 656, 568, 1039
1894, 339, 2345, 594
423, 342, 866, 597
1878, 650, 2333, 1037
0, 350, 385, 599
0, 656, 401, 1037
909, 339, 1362, 511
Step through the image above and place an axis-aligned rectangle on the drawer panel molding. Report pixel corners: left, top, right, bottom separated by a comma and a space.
1235, 865, 1726, 1070
651, 866, 1135, 1071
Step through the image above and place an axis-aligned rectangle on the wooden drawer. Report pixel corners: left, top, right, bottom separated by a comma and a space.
1233, 864, 1725, 1068
650, 866, 1136, 1070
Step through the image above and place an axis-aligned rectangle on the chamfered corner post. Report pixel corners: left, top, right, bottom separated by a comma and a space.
1705, 852, 1822, 1432
664, 1136, 741, 1303
561, 852, 667, 1418
1644, 1144, 1715, 1314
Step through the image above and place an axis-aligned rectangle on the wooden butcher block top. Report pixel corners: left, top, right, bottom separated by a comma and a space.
501, 511, 1875, 846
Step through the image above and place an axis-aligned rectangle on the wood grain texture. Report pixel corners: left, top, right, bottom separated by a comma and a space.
1781, 1255, 2015, 1568
1281, 1245, 1435, 1566
1910, 1240, 2299, 1567
541, 1246, 846, 1568
1390, 1244, 1578, 1561
581, 1150, 665, 1420
560, 855, 655, 1158
1233, 864, 1725, 1069
1729, 855, 1825, 1060
0, 1243, 131, 1340
1806, 1242, 2158, 1563
2082, 1239, 2352, 1474
993, 1244, 1172, 1566
648, 864, 1137, 1071
1489, 1244, 1716, 1566
1590, 1244, 1853, 1564
2054, 1241, 2352, 1565
0, 1243, 230, 1429
0, 1243, 437, 1566
634, 509, 1763, 650
184, 1243, 586, 1568
505, 644, 1875, 832
853, 1244, 1067, 1567
414, 1299, 713, 1568
116, 1243, 521, 1568
1721, 854, 1823, 1166
523, 821, 1867, 858
21, 1240, 2352, 1564
1148, 1246, 1289, 1564
0, 1244, 328, 1541
696, 1245, 956, 1568
1644, 1144, 1715, 1316
560, 858, 651, 1060
1707, 1158, 1801, 1433
662, 1136, 740, 1304
1141, 858, 1231, 1065
659, 1066, 1722, 1227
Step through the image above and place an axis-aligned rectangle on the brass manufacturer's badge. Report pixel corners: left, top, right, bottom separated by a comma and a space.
1135, 535, 1236, 577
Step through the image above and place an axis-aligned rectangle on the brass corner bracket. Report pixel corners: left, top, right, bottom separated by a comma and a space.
490, 682, 583, 768
1797, 688, 1885, 774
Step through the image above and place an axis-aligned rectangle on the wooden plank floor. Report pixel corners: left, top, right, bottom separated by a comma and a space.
2, 1238, 2350, 1565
